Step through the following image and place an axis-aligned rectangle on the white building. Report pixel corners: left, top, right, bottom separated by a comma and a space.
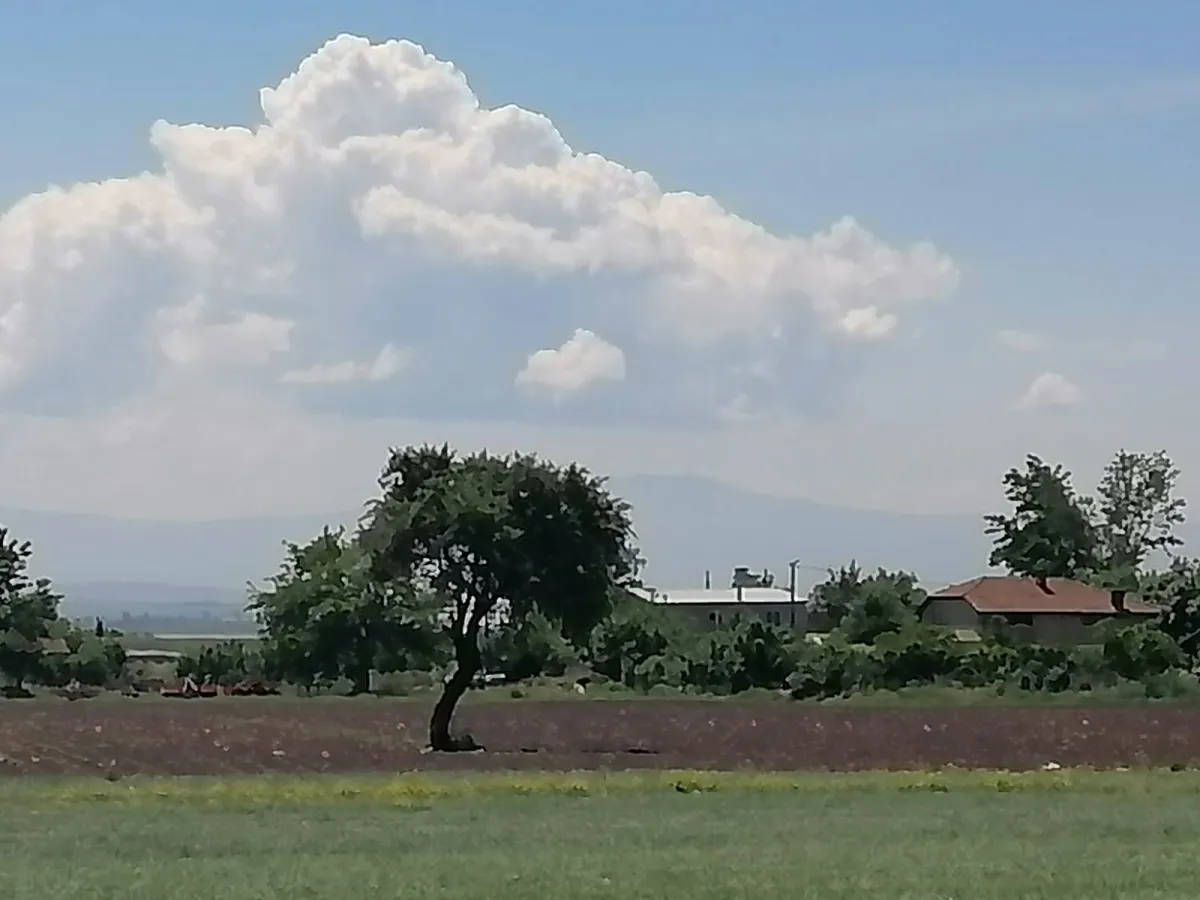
632, 581, 809, 630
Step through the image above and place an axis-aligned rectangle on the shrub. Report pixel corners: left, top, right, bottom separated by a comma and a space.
1101, 622, 1185, 682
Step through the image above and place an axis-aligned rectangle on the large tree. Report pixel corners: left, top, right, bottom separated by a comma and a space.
250, 527, 437, 694
1091, 449, 1186, 576
361, 444, 638, 751
0, 528, 61, 693
984, 454, 1100, 581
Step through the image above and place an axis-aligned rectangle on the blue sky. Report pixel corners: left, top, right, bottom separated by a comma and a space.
0, 1, 1198, 522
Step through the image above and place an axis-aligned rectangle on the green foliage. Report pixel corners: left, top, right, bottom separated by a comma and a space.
362, 444, 638, 747
782, 618, 1192, 701
985, 455, 1100, 580
249, 527, 438, 694
588, 591, 680, 687
481, 612, 581, 682
0, 527, 62, 690
1092, 450, 1185, 573
810, 563, 925, 644
872, 627, 961, 689
586, 596, 800, 696
1100, 622, 1184, 682
1142, 558, 1200, 660
176, 641, 267, 686
38, 627, 127, 687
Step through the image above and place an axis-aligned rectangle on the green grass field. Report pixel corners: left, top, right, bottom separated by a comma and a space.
4, 770, 1200, 899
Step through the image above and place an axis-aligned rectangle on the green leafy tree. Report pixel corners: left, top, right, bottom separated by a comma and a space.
1142, 558, 1200, 660
251, 527, 437, 695
1092, 449, 1186, 576
362, 444, 638, 750
41, 627, 128, 687
588, 590, 681, 687
810, 563, 924, 644
0, 528, 61, 693
808, 562, 865, 630
984, 455, 1100, 580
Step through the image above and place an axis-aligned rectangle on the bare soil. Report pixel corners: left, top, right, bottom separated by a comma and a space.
2, 698, 1200, 776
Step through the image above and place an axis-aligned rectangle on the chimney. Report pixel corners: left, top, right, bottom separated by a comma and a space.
1111, 589, 1127, 612
704, 570, 712, 590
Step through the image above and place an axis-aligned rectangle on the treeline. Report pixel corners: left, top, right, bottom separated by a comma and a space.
168, 560, 1199, 705
6, 442, 1200, 751
0, 530, 127, 696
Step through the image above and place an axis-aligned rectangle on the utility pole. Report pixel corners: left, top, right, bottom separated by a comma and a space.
788, 559, 801, 628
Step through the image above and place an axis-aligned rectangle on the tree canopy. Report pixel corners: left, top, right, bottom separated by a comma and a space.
0, 528, 62, 694
249, 527, 438, 695
1092, 449, 1186, 577
359, 444, 639, 750
984, 454, 1100, 581
984, 450, 1189, 594
809, 562, 925, 645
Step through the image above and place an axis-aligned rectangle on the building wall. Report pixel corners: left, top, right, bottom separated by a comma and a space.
1029, 614, 1088, 645
922, 600, 1153, 644
663, 602, 807, 630
920, 598, 981, 630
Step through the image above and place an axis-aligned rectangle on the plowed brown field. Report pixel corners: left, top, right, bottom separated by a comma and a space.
2, 699, 1200, 776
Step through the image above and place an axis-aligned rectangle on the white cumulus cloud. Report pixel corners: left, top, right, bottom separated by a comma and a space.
1014, 371, 1082, 411
516, 329, 626, 399
0, 33, 958, 427
281, 343, 408, 385
838, 306, 898, 340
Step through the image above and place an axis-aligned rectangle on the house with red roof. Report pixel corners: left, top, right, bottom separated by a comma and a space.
918, 575, 1158, 644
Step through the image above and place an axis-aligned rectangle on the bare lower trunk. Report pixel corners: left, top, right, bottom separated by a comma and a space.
429, 641, 482, 752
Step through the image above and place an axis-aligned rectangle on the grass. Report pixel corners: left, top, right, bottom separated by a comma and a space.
5, 770, 1200, 898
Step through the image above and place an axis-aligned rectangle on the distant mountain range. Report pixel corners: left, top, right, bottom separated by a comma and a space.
3, 474, 1129, 618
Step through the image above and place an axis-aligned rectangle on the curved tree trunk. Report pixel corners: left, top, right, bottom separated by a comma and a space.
429, 639, 482, 751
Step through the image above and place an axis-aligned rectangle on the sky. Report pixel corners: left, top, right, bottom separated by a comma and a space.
1, 1, 1199, 523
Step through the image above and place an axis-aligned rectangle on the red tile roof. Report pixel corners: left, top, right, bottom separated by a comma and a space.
928, 576, 1158, 615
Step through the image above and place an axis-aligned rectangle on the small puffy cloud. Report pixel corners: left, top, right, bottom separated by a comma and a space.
516, 329, 625, 399
996, 329, 1047, 353
281, 343, 407, 385
0, 33, 959, 425
838, 306, 898, 340
1014, 371, 1081, 411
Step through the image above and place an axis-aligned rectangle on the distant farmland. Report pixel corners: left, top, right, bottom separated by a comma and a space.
118, 632, 260, 654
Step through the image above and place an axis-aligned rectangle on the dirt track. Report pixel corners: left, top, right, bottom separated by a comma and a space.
3, 699, 1200, 775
